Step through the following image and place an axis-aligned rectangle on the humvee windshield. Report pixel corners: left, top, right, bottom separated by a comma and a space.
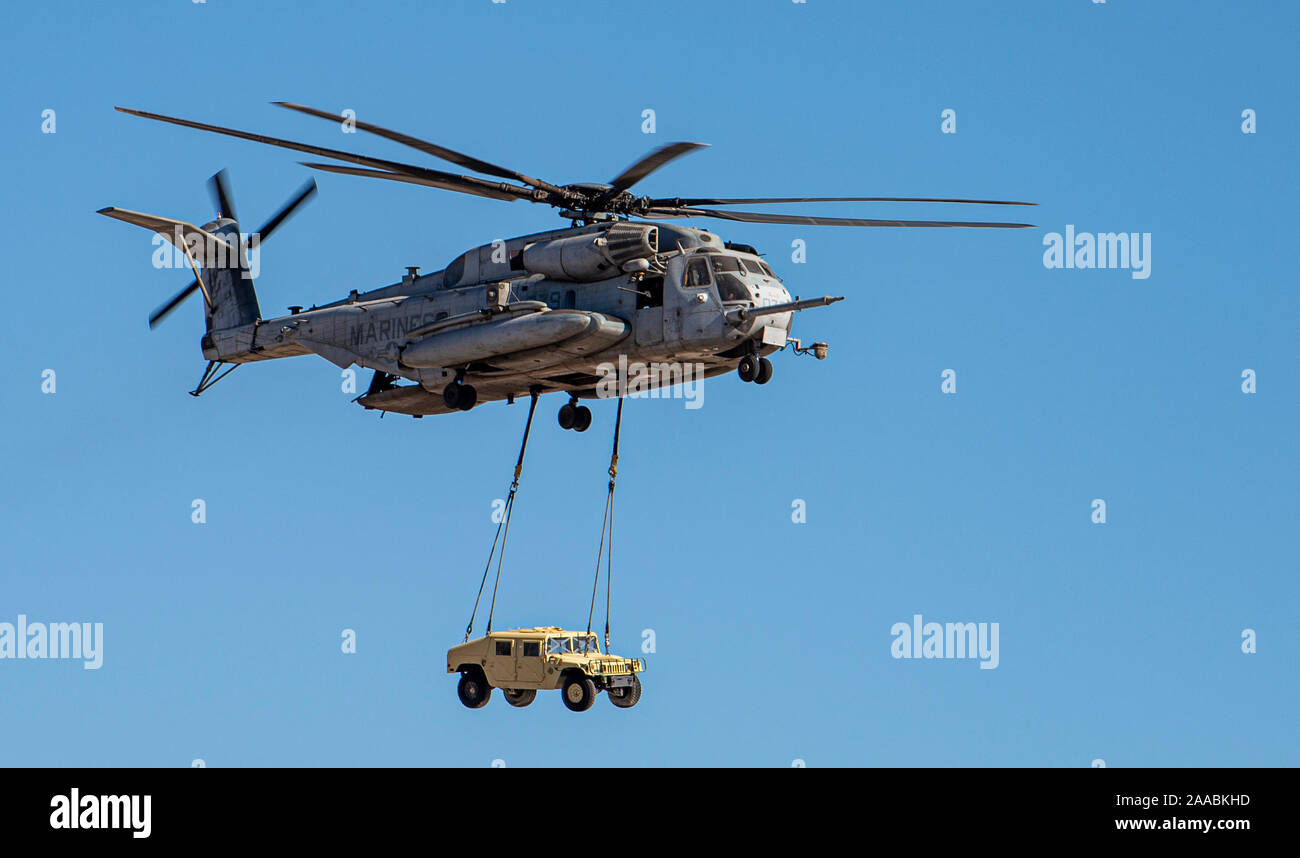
547, 635, 600, 655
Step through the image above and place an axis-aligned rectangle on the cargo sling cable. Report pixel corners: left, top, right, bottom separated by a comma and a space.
464, 389, 540, 641
586, 398, 624, 653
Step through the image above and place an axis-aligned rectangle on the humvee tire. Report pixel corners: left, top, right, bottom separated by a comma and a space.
562, 674, 597, 712
457, 668, 492, 709
607, 675, 642, 709
503, 688, 537, 708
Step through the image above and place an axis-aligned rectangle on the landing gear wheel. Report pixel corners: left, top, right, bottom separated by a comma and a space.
457, 669, 491, 709
562, 674, 597, 712
442, 382, 462, 410
503, 688, 536, 708
737, 354, 760, 383
558, 403, 577, 430
755, 358, 773, 385
457, 384, 478, 411
607, 676, 642, 709
573, 405, 592, 432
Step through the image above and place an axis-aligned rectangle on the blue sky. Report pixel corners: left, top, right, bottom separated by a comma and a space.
1, 0, 1296, 767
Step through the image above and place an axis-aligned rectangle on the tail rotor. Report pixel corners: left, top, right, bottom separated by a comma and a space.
145, 170, 317, 329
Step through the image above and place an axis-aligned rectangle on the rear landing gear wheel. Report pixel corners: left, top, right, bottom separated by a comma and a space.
573, 405, 592, 432
737, 354, 760, 383
607, 676, 642, 709
558, 402, 577, 430
457, 669, 491, 709
456, 384, 478, 411
562, 674, 597, 712
503, 688, 536, 708
755, 357, 773, 385
442, 382, 462, 410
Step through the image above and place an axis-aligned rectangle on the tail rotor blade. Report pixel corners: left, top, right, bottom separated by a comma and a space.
149, 278, 201, 328
254, 178, 317, 242
208, 169, 238, 221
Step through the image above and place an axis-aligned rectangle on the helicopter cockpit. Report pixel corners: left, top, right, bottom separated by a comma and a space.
706, 253, 780, 302
679, 251, 783, 306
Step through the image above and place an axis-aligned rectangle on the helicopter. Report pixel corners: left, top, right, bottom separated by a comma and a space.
99, 103, 1034, 429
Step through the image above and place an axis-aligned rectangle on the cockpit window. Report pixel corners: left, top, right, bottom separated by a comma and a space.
710, 254, 743, 274
710, 256, 747, 301
739, 258, 764, 276
716, 273, 748, 302
758, 260, 778, 278
684, 258, 712, 288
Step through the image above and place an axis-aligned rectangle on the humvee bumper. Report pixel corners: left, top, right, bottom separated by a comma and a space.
604, 674, 638, 688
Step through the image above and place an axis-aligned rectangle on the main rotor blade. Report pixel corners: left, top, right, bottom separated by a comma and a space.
607, 142, 709, 194
273, 102, 564, 196
254, 178, 318, 242
115, 107, 539, 203
149, 278, 200, 328
208, 169, 239, 221
644, 206, 1035, 228
298, 162, 521, 201
650, 196, 1037, 207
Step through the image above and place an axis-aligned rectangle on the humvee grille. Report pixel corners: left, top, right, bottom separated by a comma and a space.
591, 658, 639, 675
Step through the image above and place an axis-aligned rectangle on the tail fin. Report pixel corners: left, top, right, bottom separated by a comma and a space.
97, 207, 261, 332
201, 218, 261, 331
100, 170, 314, 346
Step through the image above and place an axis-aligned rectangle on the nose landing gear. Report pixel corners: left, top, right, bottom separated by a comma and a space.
737, 354, 773, 385
558, 398, 593, 432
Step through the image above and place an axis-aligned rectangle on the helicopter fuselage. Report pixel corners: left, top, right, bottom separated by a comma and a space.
202, 221, 823, 416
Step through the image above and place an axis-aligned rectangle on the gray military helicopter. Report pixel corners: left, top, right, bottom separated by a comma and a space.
100, 103, 1033, 429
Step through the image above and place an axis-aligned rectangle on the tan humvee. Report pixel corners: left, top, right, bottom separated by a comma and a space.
447, 627, 645, 712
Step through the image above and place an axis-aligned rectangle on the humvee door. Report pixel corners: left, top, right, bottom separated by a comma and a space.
485, 638, 517, 684
516, 639, 543, 683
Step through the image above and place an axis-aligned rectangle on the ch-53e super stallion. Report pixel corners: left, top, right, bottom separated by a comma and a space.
100, 103, 1033, 430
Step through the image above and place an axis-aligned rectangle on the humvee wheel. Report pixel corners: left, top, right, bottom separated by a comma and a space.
561, 674, 597, 712
737, 354, 760, 383
503, 688, 537, 708
754, 358, 773, 385
607, 676, 642, 709
457, 669, 492, 709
